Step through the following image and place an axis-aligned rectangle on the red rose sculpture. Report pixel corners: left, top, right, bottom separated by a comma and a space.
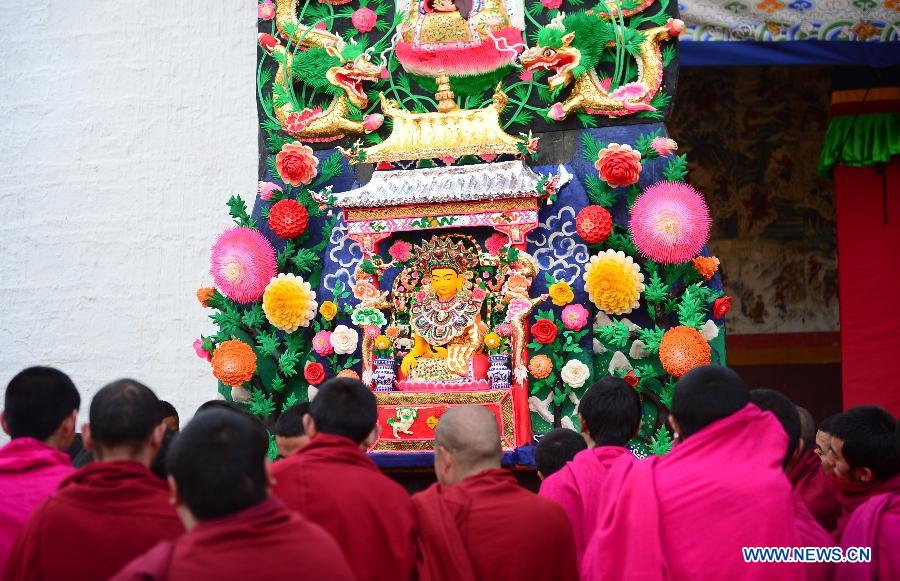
713, 296, 732, 319
531, 319, 558, 345
576, 205, 613, 244
624, 371, 639, 388
594, 143, 642, 188
275, 142, 319, 186
304, 361, 326, 385
351, 8, 377, 33
268, 199, 309, 239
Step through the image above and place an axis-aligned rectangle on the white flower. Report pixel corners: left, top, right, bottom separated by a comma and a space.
561, 359, 590, 389
701, 320, 719, 341
330, 324, 359, 355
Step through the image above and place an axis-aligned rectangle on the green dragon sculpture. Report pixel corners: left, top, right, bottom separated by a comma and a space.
520, 11, 683, 120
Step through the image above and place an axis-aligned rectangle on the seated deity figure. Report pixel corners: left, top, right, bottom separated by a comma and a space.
400, 237, 488, 381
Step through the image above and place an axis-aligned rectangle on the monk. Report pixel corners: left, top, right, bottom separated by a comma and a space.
271, 378, 415, 581
816, 413, 842, 475
834, 421, 900, 580
539, 377, 640, 564
750, 389, 835, 581
414, 405, 577, 581
829, 406, 900, 541
582, 366, 804, 580
5, 379, 184, 581
112, 408, 354, 581
273, 402, 310, 459
790, 406, 840, 531
534, 427, 586, 479
0, 367, 80, 577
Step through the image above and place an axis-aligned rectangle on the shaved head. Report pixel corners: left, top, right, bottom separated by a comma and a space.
796, 406, 816, 454
434, 406, 502, 484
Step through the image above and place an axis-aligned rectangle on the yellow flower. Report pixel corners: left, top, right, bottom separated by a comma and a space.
484, 332, 502, 349
374, 335, 392, 350
262, 273, 318, 333
582, 249, 645, 315
319, 300, 338, 321
548, 281, 574, 306
426, 415, 440, 430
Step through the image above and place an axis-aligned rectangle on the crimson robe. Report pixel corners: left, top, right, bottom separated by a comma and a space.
111, 496, 355, 581
413, 468, 578, 581
0, 438, 73, 577
582, 404, 805, 580
538, 445, 630, 566
835, 492, 899, 580
832, 474, 900, 542
789, 449, 841, 532
5, 461, 184, 581
271, 433, 415, 581
792, 492, 836, 581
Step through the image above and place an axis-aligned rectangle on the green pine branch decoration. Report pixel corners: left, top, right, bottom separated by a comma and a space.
584, 175, 616, 208
226, 195, 257, 229
677, 286, 707, 329
649, 425, 673, 456
580, 133, 604, 165
633, 128, 662, 159
241, 304, 266, 329
249, 389, 276, 418
597, 321, 632, 349
644, 270, 668, 305
663, 153, 689, 182
256, 330, 281, 357
637, 326, 665, 354
281, 392, 299, 412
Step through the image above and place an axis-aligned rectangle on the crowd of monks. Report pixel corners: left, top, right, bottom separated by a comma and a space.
0, 365, 896, 580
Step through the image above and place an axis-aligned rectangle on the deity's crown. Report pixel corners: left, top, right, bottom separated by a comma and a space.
417, 236, 478, 274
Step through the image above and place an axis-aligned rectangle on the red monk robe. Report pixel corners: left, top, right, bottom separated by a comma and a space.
582, 404, 805, 581
538, 446, 630, 566
5, 461, 183, 581
832, 473, 900, 542
271, 433, 415, 581
111, 497, 355, 581
789, 448, 841, 532
792, 493, 837, 581
414, 468, 578, 581
835, 492, 900, 580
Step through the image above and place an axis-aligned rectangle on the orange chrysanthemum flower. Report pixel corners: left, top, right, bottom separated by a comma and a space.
336, 369, 360, 380
529, 354, 553, 379
196, 287, 215, 308
659, 326, 711, 378
692, 256, 720, 282
211, 340, 257, 387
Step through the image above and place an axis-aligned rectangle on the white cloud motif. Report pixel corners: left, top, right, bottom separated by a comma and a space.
529, 205, 590, 285
324, 214, 363, 292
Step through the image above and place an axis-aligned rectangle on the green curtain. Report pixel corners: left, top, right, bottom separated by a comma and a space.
819, 112, 900, 177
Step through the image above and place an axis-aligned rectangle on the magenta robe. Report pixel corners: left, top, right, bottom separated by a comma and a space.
789, 449, 841, 532
538, 446, 630, 566
581, 404, 805, 580
835, 492, 899, 580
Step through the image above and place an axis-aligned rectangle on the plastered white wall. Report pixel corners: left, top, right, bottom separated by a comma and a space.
0, 1, 257, 436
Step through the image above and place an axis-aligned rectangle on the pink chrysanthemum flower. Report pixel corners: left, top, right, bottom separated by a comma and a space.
629, 181, 712, 264
210, 226, 277, 303
485, 232, 508, 256
388, 240, 412, 263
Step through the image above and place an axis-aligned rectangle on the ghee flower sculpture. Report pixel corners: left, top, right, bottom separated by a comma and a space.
659, 326, 711, 377
330, 324, 359, 355
210, 226, 278, 304
594, 143, 642, 188
692, 256, 720, 282
529, 354, 553, 379
560, 359, 590, 389
583, 250, 645, 315
196, 287, 215, 308
275, 141, 319, 186
388, 240, 412, 263
576, 205, 613, 244
211, 339, 257, 387
319, 300, 338, 321
630, 182, 712, 264
262, 273, 318, 333
561, 304, 589, 331
313, 330, 333, 356
268, 199, 309, 239
548, 281, 574, 306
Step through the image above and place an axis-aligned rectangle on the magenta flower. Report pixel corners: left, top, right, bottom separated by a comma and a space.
651, 137, 678, 157
258, 181, 282, 201
561, 304, 589, 331
313, 330, 334, 356
630, 181, 712, 264
485, 232, 508, 256
258, 0, 275, 21
210, 226, 277, 303
193, 339, 211, 361
351, 8, 376, 33
388, 240, 412, 263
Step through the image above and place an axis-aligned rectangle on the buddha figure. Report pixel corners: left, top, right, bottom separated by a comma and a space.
400, 237, 487, 381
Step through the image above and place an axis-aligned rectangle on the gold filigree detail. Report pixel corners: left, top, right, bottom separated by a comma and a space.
345, 199, 536, 221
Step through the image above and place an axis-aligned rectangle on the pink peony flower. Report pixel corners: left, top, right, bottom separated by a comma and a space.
505, 299, 532, 321
313, 330, 334, 356
472, 287, 487, 300
595, 143, 642, 188
485, 232, 508, 256
276, 142, 319, 186
629, 181, 712, 264
496, 323, 514, 337
388, 240, 412, 262
351, 8, 377, 33
541, 0, 562, 8
561, 304, 589, 331
193, 339, 211, 361
210, 226, 277, 303
258, 181, 282, 201
258, 0, 275, 20
651, 137, 678, 157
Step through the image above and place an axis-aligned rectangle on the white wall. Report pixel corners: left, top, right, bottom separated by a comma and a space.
0, 1, 257, 435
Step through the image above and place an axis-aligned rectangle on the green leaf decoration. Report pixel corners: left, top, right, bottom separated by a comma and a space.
663, 153, 689, 182
660, 377, 676, 409
267, 433, 278, 461
278, 351, 301, 378
291, 248, 319, 274
634, 128, 663, 159
644, 270, 668, 305
597, 321, 631, 349
661, 44, 676, 68
583, 175, 616, 208
277, 240, 296, 272
312, 152, 344, 189
249, 389, 276, 418
649, 425, 673, 456
241, 304, 266, 329
271, 375, 286, 394
226, 195, 257, 229
281, 392, 299, 412
606, 231, 638, 255
576, 113, 598, 128
637, 326, 665, 354
678, 286, 707, 329
580, 133, 604, 165
284, 332, 306, 353
636, 93, 672, 121
210, 303, 242, 335
256, 330, 280, 357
